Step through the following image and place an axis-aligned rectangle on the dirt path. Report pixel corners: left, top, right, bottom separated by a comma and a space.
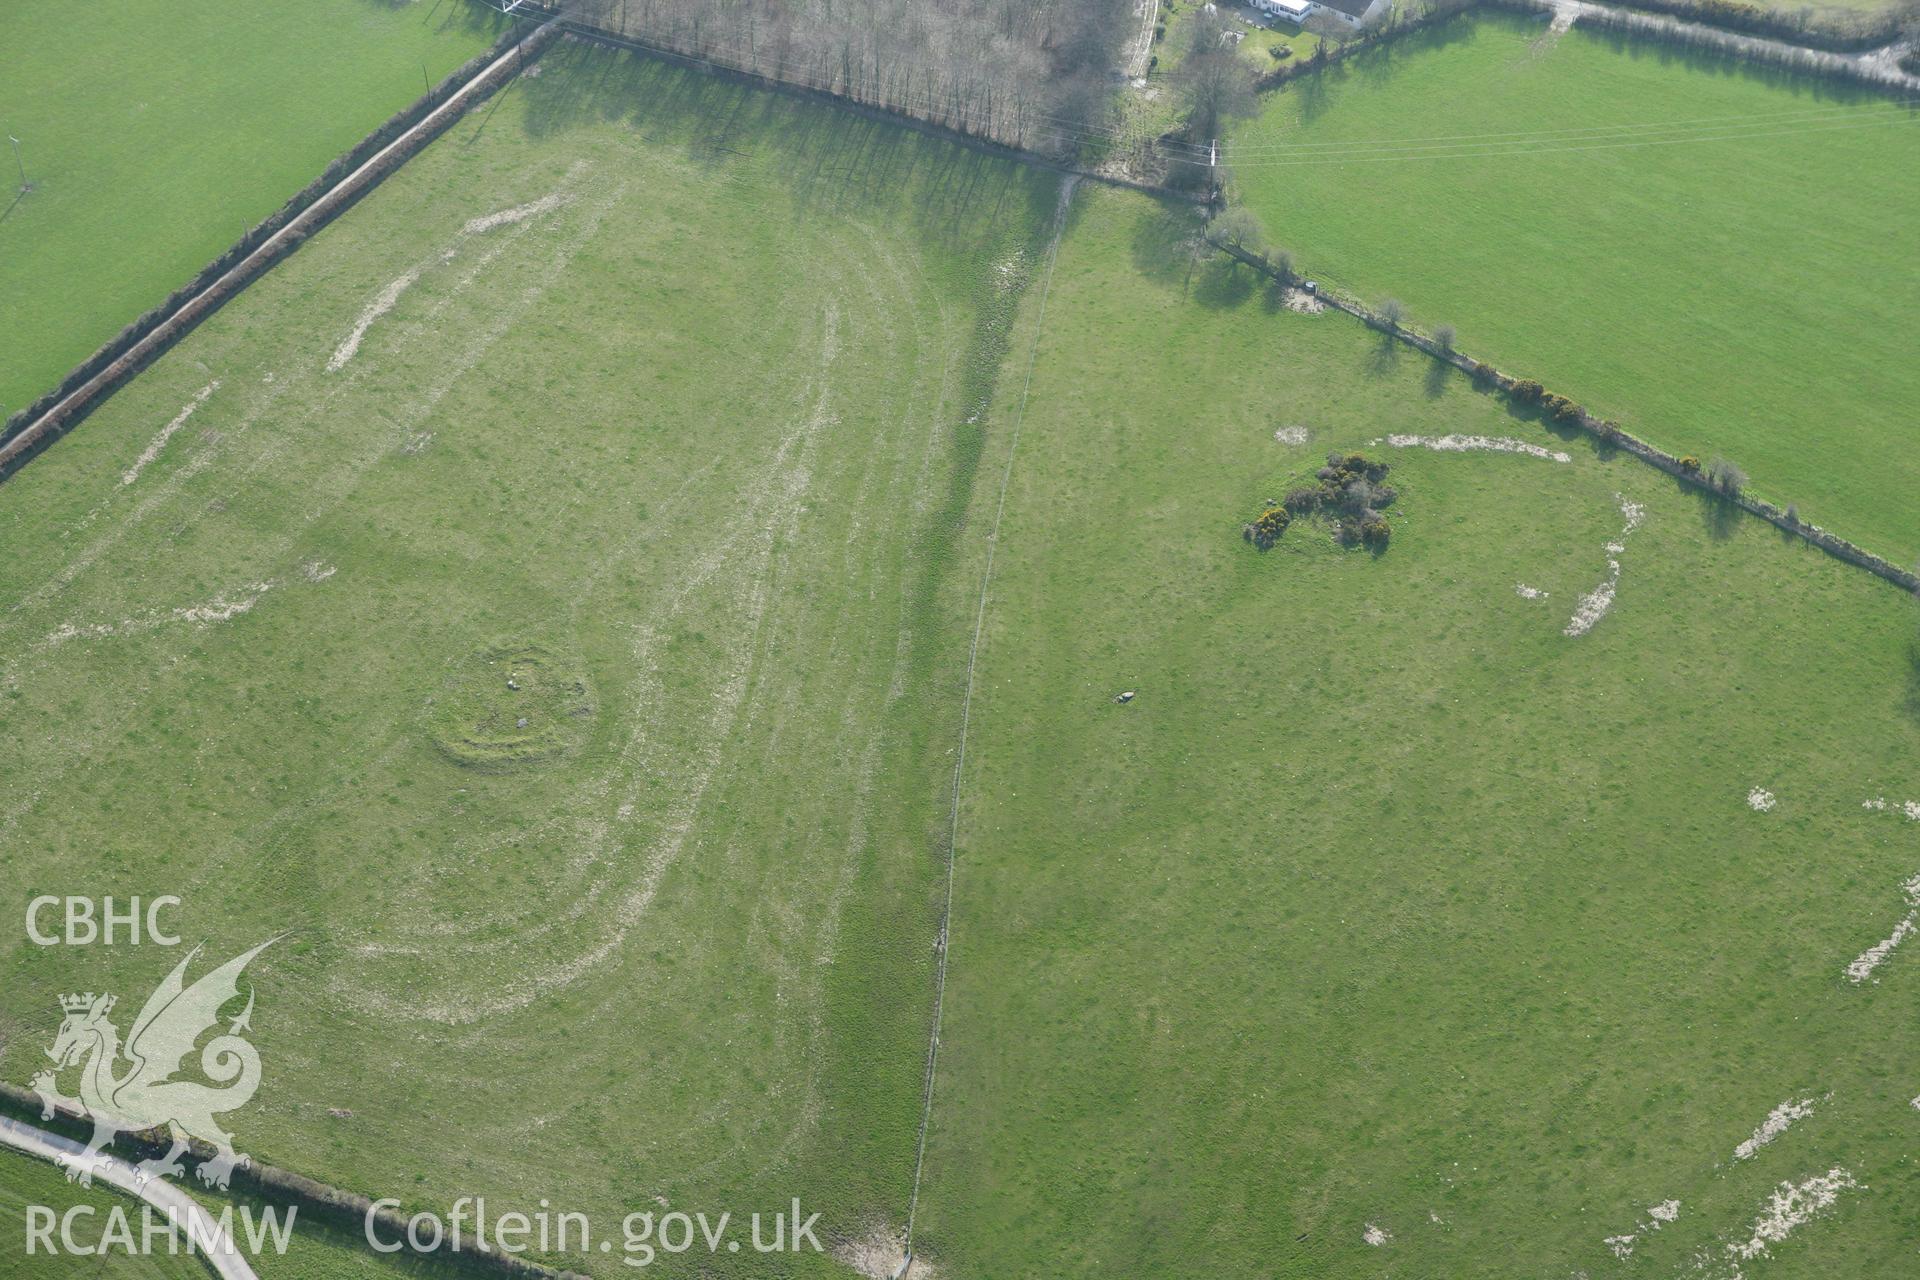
1857, 39, 1918, 82
0, 1114, 259, 1280
1551, 0, 1920, 89
1124, 0, 1161, 79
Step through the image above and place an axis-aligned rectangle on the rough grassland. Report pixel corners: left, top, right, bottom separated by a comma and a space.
1230, 13, 1920, 561
914, 183, 1920, 1278
0, 0, 499, 417
0, 45, 1056, 1276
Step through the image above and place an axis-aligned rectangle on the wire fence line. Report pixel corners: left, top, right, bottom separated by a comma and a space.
898, 173, 1080, 1278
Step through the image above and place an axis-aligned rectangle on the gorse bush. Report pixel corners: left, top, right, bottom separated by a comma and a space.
1540, 392, 1582, 423
1251, 452, 1397, 553
1318, 451, 1392, 486
1245, 505, 1293, 549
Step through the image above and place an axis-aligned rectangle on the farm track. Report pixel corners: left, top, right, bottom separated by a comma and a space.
1549, 0, 1920, 87
1124, 0, 1162, 79
0, 1114, 258, 1280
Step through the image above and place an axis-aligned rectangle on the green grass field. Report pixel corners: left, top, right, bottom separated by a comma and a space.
1, 1149, 203, 1280
1230, 13, 1920, 561
0, 1144, 461, 1280
0, 42, 1058, 1276
7, 15, 1920, 1280
0, 0, 500, 419
912, 182, 1920, 1278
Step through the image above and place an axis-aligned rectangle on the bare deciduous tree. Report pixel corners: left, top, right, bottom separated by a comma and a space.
1705, 457, 1748, 496
561, 0, 1134, 157
1208, 206, 1267, 254
1178, 7, 1257, 147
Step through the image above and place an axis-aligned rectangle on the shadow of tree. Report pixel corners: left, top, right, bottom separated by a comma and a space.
1696, 486, 1745, 541
404, 0, 507, 45
1192, 253, 1257, 308
511, 44, 1058, 267
1129, 200, 1208, 287
1365, 327, 1399, 378
1581, 17, 1899, 106
1285, 10, 1484, 126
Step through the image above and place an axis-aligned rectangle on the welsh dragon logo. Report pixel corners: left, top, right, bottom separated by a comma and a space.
27, 939, 274, 1190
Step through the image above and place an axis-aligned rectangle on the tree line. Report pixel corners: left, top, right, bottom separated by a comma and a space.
559, 0, 1137, 156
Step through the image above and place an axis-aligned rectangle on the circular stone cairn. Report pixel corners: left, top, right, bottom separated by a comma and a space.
430, 645, 594, 771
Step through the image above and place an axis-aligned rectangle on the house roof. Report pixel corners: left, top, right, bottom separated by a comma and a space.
1313, 0, 1377, 18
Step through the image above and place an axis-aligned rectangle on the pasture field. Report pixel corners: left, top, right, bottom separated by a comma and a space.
0, 41, 1059, 1276
912, 182, 1920, 1278
0, 0, 500, 419
0, 1149, 201, 1280
1229, 13, 1920, 561
0, 1145, 459, 1280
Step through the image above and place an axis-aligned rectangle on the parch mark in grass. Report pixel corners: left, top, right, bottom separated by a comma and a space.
429, 644, 594, 771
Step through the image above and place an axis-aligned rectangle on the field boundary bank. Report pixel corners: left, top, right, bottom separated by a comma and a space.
488, 2, 1202, 204
1212, 239, 1920, 596
0, 16, 559, 484
0, 1085, 586, 1280
1254, 0, 1917, 95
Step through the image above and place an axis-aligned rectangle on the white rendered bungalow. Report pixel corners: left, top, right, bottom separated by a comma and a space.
1251, 0, 1387, 27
